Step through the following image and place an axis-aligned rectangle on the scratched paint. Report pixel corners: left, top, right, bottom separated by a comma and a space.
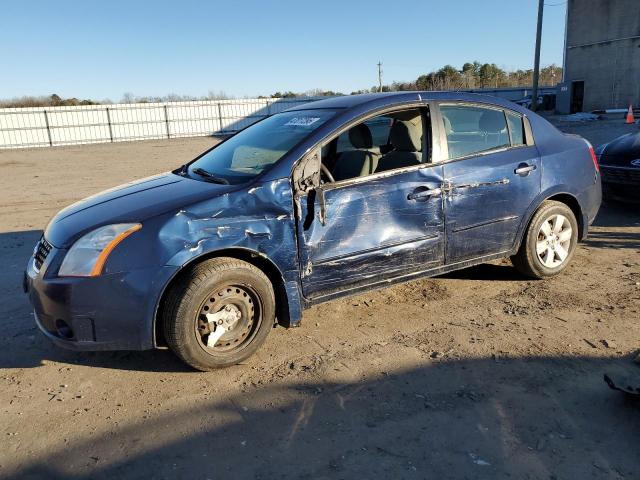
158, 177, 303, 326
297, 165, 445, 298
443, 145, 542, 261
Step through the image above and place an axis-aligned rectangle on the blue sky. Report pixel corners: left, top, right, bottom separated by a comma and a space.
1, 0, 567, 100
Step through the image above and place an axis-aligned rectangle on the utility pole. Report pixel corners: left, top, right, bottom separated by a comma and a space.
377, 61, 383, 92
561, 1, 568, 82
531, 0, 544, 111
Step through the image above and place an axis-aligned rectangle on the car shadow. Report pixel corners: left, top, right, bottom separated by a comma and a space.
585, 231, 640, 250
586, 202, 640, 250
4, 319, 191, 372
48, 347, 192, 372
593, 201, 640, 228
438, 262, 529, 282
8, 354, 640, 479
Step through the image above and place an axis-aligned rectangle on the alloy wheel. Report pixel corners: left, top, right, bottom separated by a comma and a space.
536, 214, 573, 268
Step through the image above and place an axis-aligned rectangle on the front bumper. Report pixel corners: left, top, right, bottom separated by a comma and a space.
24, 244, 179, 351
602, 181, 640, 203
600, 166, 640, 203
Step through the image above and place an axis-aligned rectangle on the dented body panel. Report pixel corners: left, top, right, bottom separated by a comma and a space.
443, 145, 541, 261
298, 165, 445, 298
25, 92, 601, 352
28, 175, 303, 349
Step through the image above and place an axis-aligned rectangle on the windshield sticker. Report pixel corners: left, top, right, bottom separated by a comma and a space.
284, 116, 321, 127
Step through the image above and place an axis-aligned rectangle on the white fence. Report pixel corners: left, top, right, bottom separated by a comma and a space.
0, 97, 318, 149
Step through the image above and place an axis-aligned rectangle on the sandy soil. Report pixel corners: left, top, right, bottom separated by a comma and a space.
1, 121, 639, 479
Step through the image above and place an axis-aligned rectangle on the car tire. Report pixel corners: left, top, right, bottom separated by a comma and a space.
162, 257, 275, 371
511, 201, 579, 279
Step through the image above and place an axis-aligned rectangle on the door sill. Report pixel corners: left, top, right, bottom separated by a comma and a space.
304, 250, 513, 306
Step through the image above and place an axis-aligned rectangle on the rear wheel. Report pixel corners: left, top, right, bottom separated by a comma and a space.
511, 201, 578, 279
163, 258, 275, 371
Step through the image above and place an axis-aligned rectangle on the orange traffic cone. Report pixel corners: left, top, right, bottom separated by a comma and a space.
625, 104, 635, 124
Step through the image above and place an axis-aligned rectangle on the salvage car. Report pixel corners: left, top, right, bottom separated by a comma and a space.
24, 92, 602, 370
595, 130, 640, 202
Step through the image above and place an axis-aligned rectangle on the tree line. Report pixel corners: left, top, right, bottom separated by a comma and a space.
0, 91, 231, 108
0, 62, 562, 107
350, 62, 562, 95
0, 93, 100, 109
266, 63, 561, 97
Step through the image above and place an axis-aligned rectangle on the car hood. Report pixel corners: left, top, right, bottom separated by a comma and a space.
45, 172, 232, 248
598, 131, 640, 167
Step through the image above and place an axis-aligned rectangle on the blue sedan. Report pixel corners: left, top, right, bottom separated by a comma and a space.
25, 92, 602, 370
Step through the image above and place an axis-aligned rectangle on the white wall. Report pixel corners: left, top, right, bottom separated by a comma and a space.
0, 97, 317, 149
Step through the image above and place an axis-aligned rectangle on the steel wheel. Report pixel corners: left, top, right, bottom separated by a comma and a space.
195, 284, 262, 354
536, 214, 573, 268
163, 257, 275, 371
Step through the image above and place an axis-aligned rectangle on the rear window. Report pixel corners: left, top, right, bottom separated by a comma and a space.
506, 111, 525, 146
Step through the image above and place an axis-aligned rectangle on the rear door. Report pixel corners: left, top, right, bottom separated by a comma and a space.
436, 103, 541, 262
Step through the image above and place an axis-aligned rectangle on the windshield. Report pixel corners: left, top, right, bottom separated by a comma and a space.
187, 109, 337, 184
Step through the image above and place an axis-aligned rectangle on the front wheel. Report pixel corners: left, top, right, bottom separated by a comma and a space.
511, 201, 579, 279
163, 258, 276, 371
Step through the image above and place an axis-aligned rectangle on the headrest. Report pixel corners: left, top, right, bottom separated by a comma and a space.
390, 120, 422, 152
479, 110, 506, 133
348, 123, 373, 149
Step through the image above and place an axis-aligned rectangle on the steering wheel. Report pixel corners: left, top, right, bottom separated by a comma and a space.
320, 163, 335, 183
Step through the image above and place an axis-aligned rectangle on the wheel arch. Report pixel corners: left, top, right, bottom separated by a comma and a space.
154, 247, 291, 348
515, 190, 585, 253
545, 193, 584, 238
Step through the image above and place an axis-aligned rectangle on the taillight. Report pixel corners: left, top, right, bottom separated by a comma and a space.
588, 146, 600, 172
583, 139, 599, 173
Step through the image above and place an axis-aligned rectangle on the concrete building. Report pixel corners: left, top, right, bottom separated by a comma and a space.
561, 0, 640, 112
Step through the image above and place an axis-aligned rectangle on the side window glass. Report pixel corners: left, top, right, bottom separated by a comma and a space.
506, 111, 525, 146
367, 116, 394, 147
323, 109, 425, 183
336, 116, 393, 154
440, 105, 509, 159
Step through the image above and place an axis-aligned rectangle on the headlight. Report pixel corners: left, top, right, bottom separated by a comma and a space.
58, 223, 141, 277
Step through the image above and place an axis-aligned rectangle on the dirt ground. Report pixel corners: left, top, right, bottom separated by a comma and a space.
1, 117, 639, 479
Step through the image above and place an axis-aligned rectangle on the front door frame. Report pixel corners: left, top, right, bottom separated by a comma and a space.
292, 102, 448, 300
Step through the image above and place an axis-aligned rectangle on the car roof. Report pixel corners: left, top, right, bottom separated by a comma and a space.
286, 91, 524, 112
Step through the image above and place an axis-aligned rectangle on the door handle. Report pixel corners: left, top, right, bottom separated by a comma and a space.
514, 163, 536, 176
407, 187, 442, 201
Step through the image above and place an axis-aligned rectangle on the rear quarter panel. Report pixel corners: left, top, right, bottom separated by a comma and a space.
524, 115, 601, 239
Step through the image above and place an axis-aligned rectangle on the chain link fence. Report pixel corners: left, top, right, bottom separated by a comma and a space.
0, 97, 318, 149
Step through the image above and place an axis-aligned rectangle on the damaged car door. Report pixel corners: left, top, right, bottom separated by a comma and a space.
294, 108, 445, 300
437, 103, 541, 262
